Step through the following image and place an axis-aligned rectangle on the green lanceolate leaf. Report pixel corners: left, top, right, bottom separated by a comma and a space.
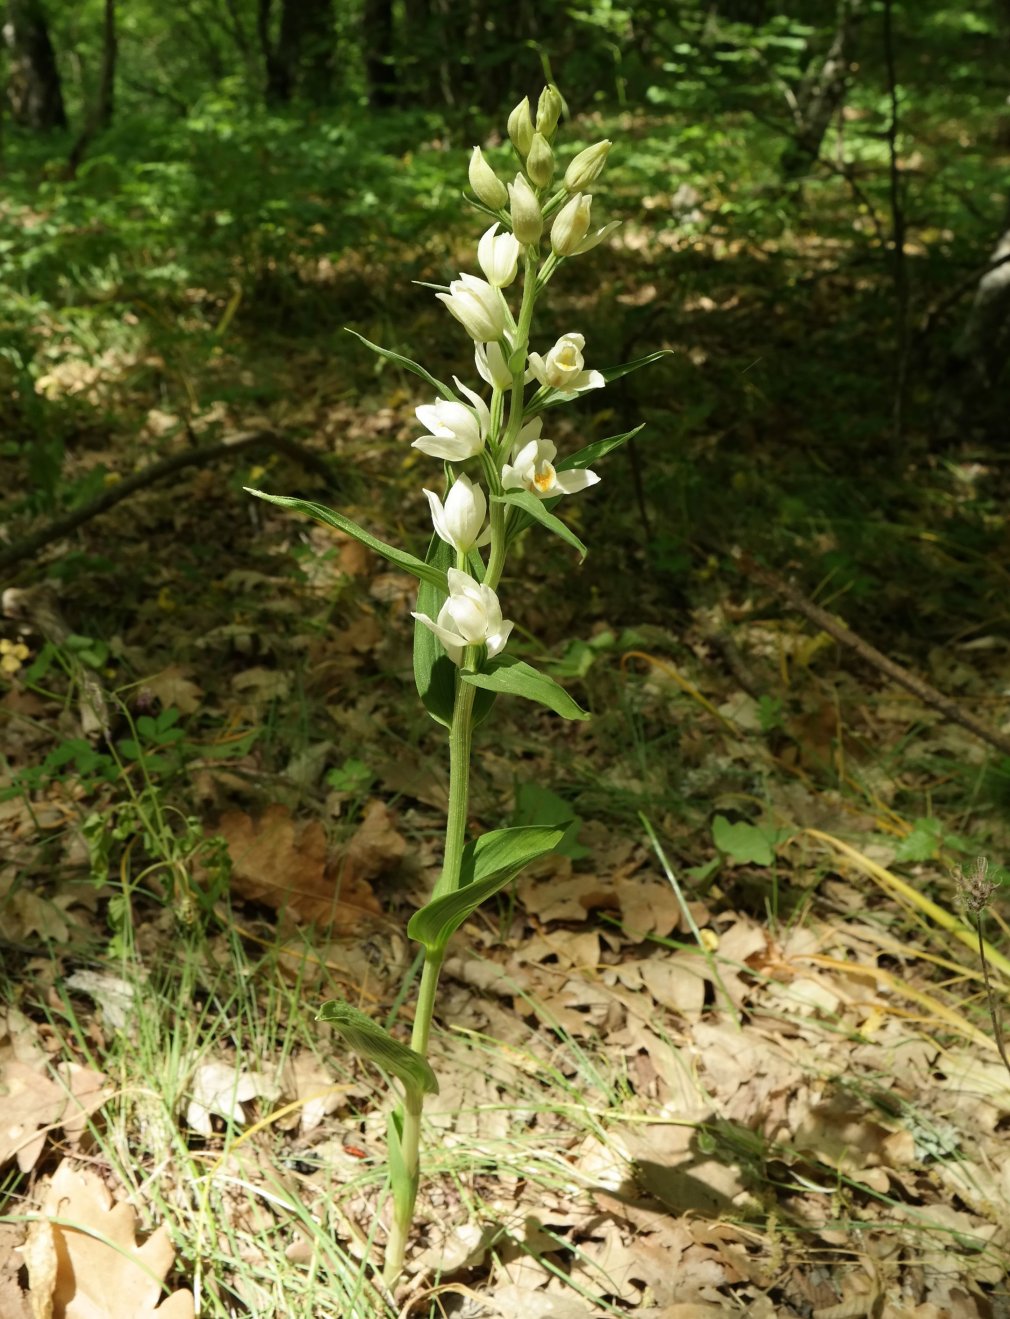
495, 489, 587, 560
318, 999, 439, 1098
537, 351, 672, 411
557, 423, 646, 473
386, 1109, 416, 1223
461, 655, 589, 720
408, 825, 564, 954
245, 490, 449, 592
598, 349, 673, 385
345, 328, 456, 401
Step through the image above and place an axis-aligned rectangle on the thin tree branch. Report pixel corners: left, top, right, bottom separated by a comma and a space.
0, 432, 339, 572
737, 553, 1010, 760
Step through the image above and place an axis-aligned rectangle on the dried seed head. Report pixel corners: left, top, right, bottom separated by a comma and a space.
954, 856, 998, 915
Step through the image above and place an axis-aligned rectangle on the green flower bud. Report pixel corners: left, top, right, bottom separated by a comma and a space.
469, 146, 509, 210
564, 140, 612, 193
536, 85, 563, 137
507, 97, 534, 157
508, 174, 543, 245
551, 192, 592, 257
526, 132, 555, 188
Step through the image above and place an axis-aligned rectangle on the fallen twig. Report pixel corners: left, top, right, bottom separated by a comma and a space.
737, 553, 1010, 759
0, 431, 339, 573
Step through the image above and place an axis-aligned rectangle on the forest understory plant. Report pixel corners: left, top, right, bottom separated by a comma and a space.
248, 84, 662, 1287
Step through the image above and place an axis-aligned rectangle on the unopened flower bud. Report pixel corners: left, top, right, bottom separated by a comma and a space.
477, 222, 520, 288
550, 192, 592, 256
508, 174, 542, 245
469, 146, 508, 209
507, 97, 534, 157
564, 139, 611, 193
536, 85, 563, 137
526, 132, 555, 188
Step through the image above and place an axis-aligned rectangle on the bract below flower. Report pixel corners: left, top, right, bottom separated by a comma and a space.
413, 379, 490, 461
502, 436, 600, 500
423, 474, 490, 553
475, 341, 512, 390
436, 274, 509, 342
477, 223, 520, 288
527, 332, 604, 394
412, 568, 514, 667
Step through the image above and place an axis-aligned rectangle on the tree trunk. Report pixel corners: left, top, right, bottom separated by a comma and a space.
363, 0, 395, 108
259, 0, 334, 105
780, 0, 864, 177
3, 0, 67, 130
66, 0, 116, 176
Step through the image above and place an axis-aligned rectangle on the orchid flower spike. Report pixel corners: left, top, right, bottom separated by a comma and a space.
412, 568, 514, 666
527, 332, 604, 394
413, 379, 490, 461
502, 427, 600, 500
436, 273, 509, 342
477, 223, 521, 288
423, 474, 491, 554
475, 341, 512, 390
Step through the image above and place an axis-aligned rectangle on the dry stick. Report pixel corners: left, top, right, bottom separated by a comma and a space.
0, 431, 339, 573
737, 553, 1010, 760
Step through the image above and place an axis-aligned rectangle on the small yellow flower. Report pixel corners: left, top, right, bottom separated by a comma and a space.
0, 639, 30, 674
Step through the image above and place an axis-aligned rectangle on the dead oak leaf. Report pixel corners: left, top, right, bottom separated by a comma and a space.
24, 1160, 194, 1318
141, 666, 203, 716
217, 802, 383, 930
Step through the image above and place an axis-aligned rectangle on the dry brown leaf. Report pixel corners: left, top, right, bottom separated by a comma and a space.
25, 1161, 194, 1318
0, 1223, 33, 1319
0, 1061, 71, 1172
336, 799, 406, 881
217, 803, 381, 930
486, 1284, 595, 1318
141, 666, 203, 715
186, 1059, 281, 1136
280, 1054, 345, 1133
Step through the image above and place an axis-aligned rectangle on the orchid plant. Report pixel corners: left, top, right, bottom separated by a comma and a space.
247, 84, 662, 1287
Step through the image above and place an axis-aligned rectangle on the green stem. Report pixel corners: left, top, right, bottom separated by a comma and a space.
486, 250, 539, 593
383, 670, 475, 1283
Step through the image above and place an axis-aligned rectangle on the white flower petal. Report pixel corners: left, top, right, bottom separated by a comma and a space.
554, 467, 601, 494
413, 435, 479, 462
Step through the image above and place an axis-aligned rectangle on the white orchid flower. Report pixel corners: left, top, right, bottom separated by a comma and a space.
527, 332, 604, 394
413, 378, 490, 461
423, 474, 491, 554
475, 341, 513, 390
436, 273, 509, 342
477, 223, 520, 289
412, 568, 514, 666
502, 434, 600, 500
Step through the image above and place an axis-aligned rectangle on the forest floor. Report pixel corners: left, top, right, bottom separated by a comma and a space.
2, 102, 1010, 1318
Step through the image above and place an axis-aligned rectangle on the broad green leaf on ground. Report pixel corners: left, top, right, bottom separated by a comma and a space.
712, 815, 781, 867
345, 328, 455, 401
318, 1000, 438, 1098
461, 656, 589, 720
513, 781, 589, 860
408, 826, 564, 953
245, 490, 448, 590
496, 488, 587, 559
